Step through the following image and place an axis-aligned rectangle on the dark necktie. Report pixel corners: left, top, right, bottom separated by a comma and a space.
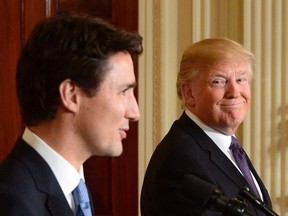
229, 136, 261, 199
72, 179, 92, 216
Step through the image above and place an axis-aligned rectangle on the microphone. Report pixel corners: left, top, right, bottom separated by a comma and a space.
238, 187, 279, 216
181, 174, 253, 216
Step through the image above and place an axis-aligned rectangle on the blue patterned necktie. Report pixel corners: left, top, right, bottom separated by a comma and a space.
72, 179, 92, 216
229, 136, 261, 199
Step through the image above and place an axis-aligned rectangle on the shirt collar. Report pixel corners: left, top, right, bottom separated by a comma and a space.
22, 127, 83, 197
185, 109, 233, 154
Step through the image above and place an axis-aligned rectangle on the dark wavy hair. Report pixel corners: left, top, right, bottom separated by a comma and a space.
16, 13, 143, 126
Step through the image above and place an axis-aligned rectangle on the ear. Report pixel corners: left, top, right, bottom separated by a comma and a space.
59, 79, 80, 113
181, 83, 195, 108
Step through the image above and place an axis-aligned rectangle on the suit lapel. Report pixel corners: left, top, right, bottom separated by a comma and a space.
47, 195, 74, 216
178, 113, 249, 190
178, 112, 272, 208
245, 155, 272, 207
12, 139, 74, 216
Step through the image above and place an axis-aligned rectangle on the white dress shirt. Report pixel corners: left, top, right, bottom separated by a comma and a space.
22, 127, 84, 212
185, 109, 263, 199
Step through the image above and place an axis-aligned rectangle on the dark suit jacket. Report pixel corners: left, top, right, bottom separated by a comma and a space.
141, 112, 272, 216
0, 138, 95, 216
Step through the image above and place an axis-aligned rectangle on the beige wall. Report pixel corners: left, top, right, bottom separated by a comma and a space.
138, 0, 288, 215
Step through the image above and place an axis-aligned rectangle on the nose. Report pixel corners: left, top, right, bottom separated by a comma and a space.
225, 80, 240, 98
127, 95, 140, 122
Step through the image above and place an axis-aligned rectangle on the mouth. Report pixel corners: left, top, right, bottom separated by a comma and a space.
119, 128, 129, 139
220, 100, 246, 107
220, 101, 246, 108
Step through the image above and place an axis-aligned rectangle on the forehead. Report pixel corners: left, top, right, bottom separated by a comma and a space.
100, 52, 135, 85
202, 60, 251, 78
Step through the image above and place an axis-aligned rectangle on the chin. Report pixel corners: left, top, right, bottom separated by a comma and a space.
111, 150, 123, 157
111, 145, 123, 157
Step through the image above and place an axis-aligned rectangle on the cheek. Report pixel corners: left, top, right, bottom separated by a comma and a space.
243, 84, 251, 97
242, 89, 251, 109
200, 90, 223, 106
107, 103, 125, 121
246, 92, 251, 103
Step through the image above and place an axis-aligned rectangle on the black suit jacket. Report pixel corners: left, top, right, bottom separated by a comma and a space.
141, 112, 272, 216
0, 138, 95, 216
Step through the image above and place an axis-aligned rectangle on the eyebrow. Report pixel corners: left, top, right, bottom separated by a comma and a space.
209, 71, 227, 78
210, 70, 249, 77
125, 82, 137, 89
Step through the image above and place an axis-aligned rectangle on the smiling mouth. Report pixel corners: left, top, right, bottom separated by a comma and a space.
220, 102, 245, 109
222, 103, 242, 106
220, 101, 246, 108
221, 100, 246, 106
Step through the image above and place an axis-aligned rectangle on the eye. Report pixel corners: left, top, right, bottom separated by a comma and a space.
209, 78, 226, 88
120, 87, 134, 96
119, 83, 137, 96
236, 77, 248, 85
120, 88, 128, 95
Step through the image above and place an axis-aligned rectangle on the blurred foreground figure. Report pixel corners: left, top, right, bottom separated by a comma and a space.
0, 13, 143, 216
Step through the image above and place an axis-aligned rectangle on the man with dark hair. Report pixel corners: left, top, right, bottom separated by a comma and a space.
0, 13, 143, 216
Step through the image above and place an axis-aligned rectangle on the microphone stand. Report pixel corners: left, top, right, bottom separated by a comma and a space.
209, 189, 253, 216
238, 187, 279, 216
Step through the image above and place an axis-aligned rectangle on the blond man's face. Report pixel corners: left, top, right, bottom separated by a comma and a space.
183, 60, 251, 135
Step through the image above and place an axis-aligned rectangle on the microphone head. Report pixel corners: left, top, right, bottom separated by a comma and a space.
181, 174, 219, 207
181, 175, 251, 216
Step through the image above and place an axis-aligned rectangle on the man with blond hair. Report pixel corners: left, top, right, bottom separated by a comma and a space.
141, 38, 272, 216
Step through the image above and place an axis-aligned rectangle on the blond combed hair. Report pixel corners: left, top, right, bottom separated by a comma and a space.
176, 38, 256, 108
